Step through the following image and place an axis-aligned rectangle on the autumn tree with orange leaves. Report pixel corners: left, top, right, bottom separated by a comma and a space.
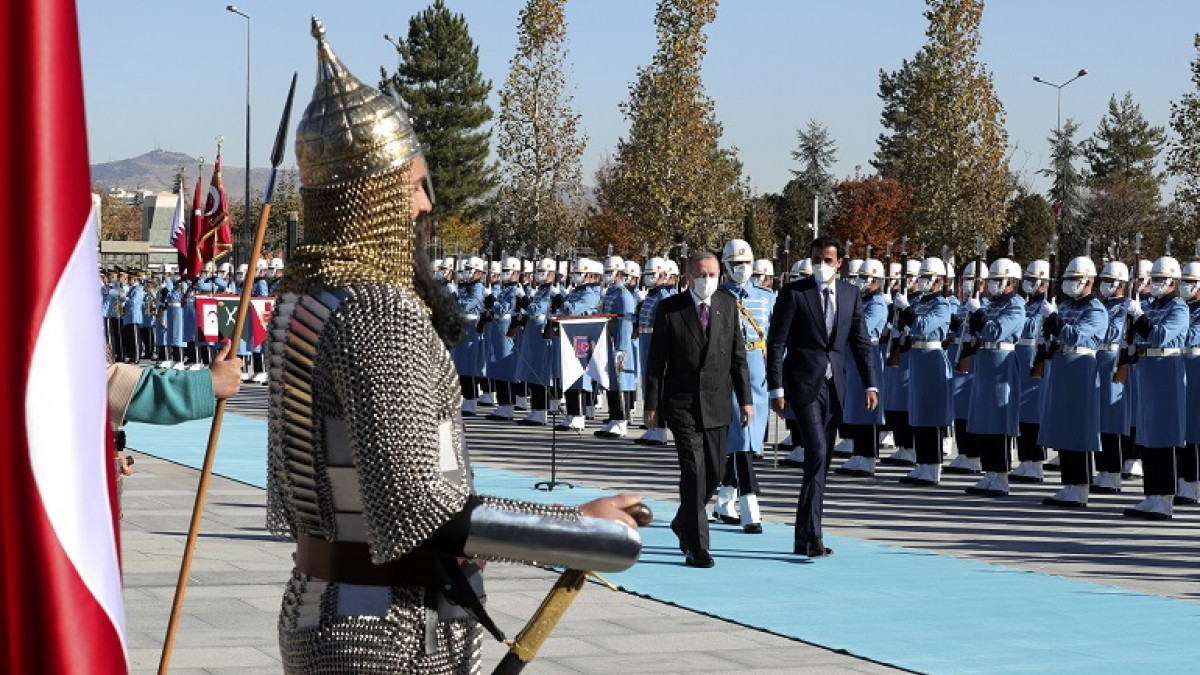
827, 174, 913, 259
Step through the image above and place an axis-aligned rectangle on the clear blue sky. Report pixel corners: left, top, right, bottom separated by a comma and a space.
78, 0, 1200, 198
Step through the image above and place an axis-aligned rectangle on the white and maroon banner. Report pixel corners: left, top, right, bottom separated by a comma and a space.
195, 294, 274, 348
1, 1, 129, 673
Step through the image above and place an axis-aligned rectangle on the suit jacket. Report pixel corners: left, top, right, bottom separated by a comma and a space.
767, 276, 876, 407
643, 289, 752, 430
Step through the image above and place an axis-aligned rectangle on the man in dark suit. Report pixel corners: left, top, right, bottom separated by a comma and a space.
767, 236, 878, 558
644, 252, 753, 568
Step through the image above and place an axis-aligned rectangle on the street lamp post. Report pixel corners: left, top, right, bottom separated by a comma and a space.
227, 5, 251, 264
1033, 68, 1087, 223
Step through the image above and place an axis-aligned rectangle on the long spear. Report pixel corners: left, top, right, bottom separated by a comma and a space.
157, 72, 298, 675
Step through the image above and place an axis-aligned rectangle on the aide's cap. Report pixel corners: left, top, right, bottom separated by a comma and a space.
722, 239, 754, 263
1063, 256, 1097, 279
1150, 256, 1182, 279
752, 259, 774, 277
1024, 259, 1050, 280
1099, 261, 1130, 283
989, 258, 1021, 280
919, 257, 947, 278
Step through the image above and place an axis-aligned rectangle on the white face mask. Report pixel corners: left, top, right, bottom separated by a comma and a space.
692, 275, 719, 300
1183, 281, 1200, 299
812, 263, 836, 284
987, 279, 1006, 297
1149, 280, 1171, 298
607, 271, 621, 285
570, 273, 583, 286
916, 277, 935, 293
1022, 279, 1039, 295
1098, 281, 1115, 298
727, 262, 753, 285
1062, 278, 1087, 299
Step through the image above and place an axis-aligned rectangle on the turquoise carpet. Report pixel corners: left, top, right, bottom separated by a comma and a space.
127, 415, 1200, 674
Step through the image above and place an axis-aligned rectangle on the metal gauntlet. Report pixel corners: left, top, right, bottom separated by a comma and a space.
463, 503, 641, 572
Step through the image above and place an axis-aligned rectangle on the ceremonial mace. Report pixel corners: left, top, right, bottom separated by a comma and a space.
492, 503, 653, 674
157, 73, 298, 675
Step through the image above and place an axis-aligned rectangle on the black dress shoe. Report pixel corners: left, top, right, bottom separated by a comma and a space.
1173, 495, 1197, 506
833, 466, 856, 475
743, 523, 763, 534
486, 414, 512, 421
778, 458, 805, 468
1009, 474, 1045, 484
1122, 507, 1172, 520
943, 466, 974, 475
805, 537, 833, 557
1043, 497, 1086, 508
684, 549, 715, 568
710, 512, 740, 525
850, 470, 876, 478
669, 520, 685, 552
898, 475, 917, 484
1089, 484, 1121, 494
593, 430, 623, 439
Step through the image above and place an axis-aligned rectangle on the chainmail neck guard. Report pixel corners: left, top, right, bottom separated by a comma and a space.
285, 163, 417, 295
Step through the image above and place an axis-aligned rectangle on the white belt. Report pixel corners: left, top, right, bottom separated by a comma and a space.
500, 314, 511, 320
464, 314, 480, 321
168, 302, 182, 307
980, 342, 1015, 351
869, 338, 879, 345
1061, 346, 1096, 356
911, 340, 942, 350
1017, 338, 1037, 347
1187, 347, 1200, 356
1099, 343, 1121, 352
640, 329, 653, 335
1143, 348, 1182, 357
534, 314, 547, 321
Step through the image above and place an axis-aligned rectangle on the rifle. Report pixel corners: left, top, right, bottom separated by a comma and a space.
678, 243, 689, 292
476, 246, 496, 333
507, 249, 528, 339
543, 248, 564, 340
1030, 236, 1059, 379
842, 239, 853, 280
885, 236, 909, 368
956, 236, 985, 374
1113, 232, 1142, 384
780, 235, 792, 289
941, 244, 953, 299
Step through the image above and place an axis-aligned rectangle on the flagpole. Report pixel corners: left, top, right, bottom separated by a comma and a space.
157, 73, 297, 675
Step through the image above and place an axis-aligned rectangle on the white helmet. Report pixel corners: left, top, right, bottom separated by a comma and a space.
624, 260, 642, 278
571, 258, 591, 275
1099, 260, 1130, 283
790, 259, 812, 280
502, 257, 521, 272
269, 257, 284, 271
1136, 259, 1153, 280
536, 257, 556, 274
433, 258, 443, 271
557, 260, 569, 277
219, 261, 233, 275
489, 260, 502, 275
256, 258, 269, 272
522, 259, 534, 274
604, 255, 626, 273
752, 259, 774, 277
236, 263, 249, 280
645, 257, 667, 278
904, 259, 922, 277
203, 261, 216, 275
962, 260, 989, 281
440, 256, 456, 271
989, 258, 1021, 280
1062, 256, 1097, 279
1150, 256, 1182, 279
465, 256, 486, 273
1181, 261, 1200, 282
583, 258, 605, 275
919, 257, 947, 278
860, 258, 885, 280
664, 260, 680, 277
847, 259, 864, 277
1024, 259, 1050, 281
887, 262, 902, 280
721, 238, 754, 263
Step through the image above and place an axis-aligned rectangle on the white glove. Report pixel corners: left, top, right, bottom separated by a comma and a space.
892, 293, 910, 310
881, 292, 892, 306
1039, 299, 1056, 317
447, 282, 457, 294
636, 288, 648, 301
550, 284, 562, 297
483, 284, 493, 297
963, 297, 981, 313
514, 284, 526, 298
1127, 299, 1144, 320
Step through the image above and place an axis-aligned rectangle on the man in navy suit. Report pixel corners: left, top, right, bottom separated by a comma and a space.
767, 236, 878, 557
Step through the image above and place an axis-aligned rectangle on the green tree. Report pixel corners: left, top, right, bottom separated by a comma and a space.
609, 0, 743, 253
1041, 119, 1087, 258
789, 120, 837, 236
1167, 35, 1200, 238
886, 0, 1010, 260
493, 0, 587, 252
741, 191, 775, 261
381, 0, 495, 219
872, 54, 929, 178
1084, 92, 1166, 197
995, 185, 1056, 264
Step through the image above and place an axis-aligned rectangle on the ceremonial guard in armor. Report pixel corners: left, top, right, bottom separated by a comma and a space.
121, 270, 145, 363
945, 260, 987, 475
1178, 261, 1200, 505
1011, 259, 1052, 484
881, 258, 922, 467
1122, 257, 1189, 520
1038, 257, 1106, 508
596, 256, 638, 438
453, 256, 488, 415
961, 259, 1025, 498
752, 259, 774, 292
514, 258, 557, 426
835, 259, 888, 477
555, 258, 604, 431
268, 23, 643, 673
712, 240, 773, 533
893, 257, 951, 486
483, 257, 522, 421
635, 257, 671, 445
1092, 261, 1132, 493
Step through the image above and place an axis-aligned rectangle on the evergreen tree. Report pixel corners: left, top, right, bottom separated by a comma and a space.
381, 0, 495, 219
1084, 92, 1166, 198
789, 120, 838, 236
872, 54, 928, 178
884, 0, 1010, 260
493, 0, 587, 252
1167, 35, 1200, 224
609, 0, 743, 253
1041, 119, 1087, 257
996, 185, 1056, 264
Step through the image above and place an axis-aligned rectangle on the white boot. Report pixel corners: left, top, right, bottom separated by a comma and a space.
636, 427, 666, 445
1174, 478, 1200, 505
1045, 453, 1061, 470
835, 455, 864, 474
778, 433, 794, 450
781, 446, 805, 467
738, 494, 763, 533
479, 391, 496, 406
1122, 459, 1144, 478
1009, 460, 1044, 483
1124, 494, 1172, 520
879, 430, 896, 449
515, 395, 529, 411
884, 446, 917, 466
548, 398, 562, 413
251, 371, 269, 384
594, 420, 628, 438
942, 431, 956, 458
188, 363, 207, 371
713, 486, 739, 523
158, 360, 174, 369
461, 399, 477, 416
914, 463, 941, 486
899, 465, 922, 484
1090, 471, 1123, 494
488, 404, 514, 421
945, 453, 982, 474
965, 472, 995, 495
556, 415, 585, 431
172, 361, 188, 371
519, 409, 547, 426
1043, 484, 1088, 507
856, 456, 877, 476
832, 436, 853, 457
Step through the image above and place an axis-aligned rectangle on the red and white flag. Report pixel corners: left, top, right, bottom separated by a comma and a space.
187, 174, 204, 279
170, 181, 189, 271
198, 147, 233, 264
0, 1, 128, 673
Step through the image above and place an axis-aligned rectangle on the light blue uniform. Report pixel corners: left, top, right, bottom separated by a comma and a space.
949, 296, 980, 420
1037, 295, 1107, 452
966, 293, 1025, 436
603, 283, 638, 393
1017, 296, 1049, 423
722, 280, 774, 453
638, 286, 669, 399
101, 282, 118, 318
558, 283, 603, 390
123, 283, 146, 326
906, 293, 953, 427
1133, 295, 1189, 449
165, 280, 186, 347
452, 281, 488, 379
485, 283, 521, 383
882, 291, 911, 413
1097, 297, 1131, 436
514, 284, 557, 388
193, 276, 219, 347
845, 290, 887, 426
1185, 299, 1200, 444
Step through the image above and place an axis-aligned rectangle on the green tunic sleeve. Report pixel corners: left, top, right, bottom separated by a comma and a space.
124, 369, 216, 425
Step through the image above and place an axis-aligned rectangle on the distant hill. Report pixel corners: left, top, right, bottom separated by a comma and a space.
90, 149, 271, 197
